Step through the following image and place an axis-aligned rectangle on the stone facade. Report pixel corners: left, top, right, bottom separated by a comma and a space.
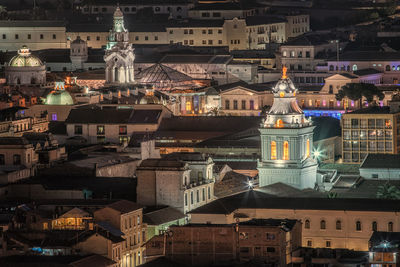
104, 7, 135, 84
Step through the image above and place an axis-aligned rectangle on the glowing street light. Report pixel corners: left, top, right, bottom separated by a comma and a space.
312, 148, 324, 164
248, 180, 253, 189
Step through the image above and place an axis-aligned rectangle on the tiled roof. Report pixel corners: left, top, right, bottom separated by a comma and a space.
330, 51, 400, 61
136, 64, 192, 84
0, 137, 30, 146
360, 154, 400, 169
0, 20, 65, 27
190, 190, 400, 214
353, 68, 382, 76
245, 15, 287, 26
106, 200, 142, 214
143, 206, 185, 225
348, 106, 391, 114
138, 158, 187, 170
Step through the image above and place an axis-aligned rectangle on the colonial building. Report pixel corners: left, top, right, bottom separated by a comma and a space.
258, 68, 317, 189
65, 104, 171, 144
104, 7, 135, 84
5, 46, 46, 85
189, 190, 400, 251
145, 219, 301, 266
136, 157, 215, 214
94, 200, 146, 267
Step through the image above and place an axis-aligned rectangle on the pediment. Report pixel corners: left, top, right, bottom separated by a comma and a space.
221, 86, 258, 95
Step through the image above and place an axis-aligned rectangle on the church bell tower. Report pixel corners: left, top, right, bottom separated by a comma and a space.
104, 6, 135, 84
258, 67, 317, 189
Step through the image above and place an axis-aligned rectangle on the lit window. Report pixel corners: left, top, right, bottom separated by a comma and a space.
271, 141, 276, 160
306, 139, 310, 157
283, 141, 289, 160
275, 119, 284, 128
186, 101, 191, 111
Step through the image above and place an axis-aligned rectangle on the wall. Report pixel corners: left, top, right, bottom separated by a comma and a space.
191, 208, 400, 251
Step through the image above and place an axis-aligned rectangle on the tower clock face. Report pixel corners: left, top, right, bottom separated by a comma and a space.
279, 84, 286, 90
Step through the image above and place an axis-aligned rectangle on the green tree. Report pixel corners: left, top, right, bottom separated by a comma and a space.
335, 83, 384, 107
376, 182, 400, 199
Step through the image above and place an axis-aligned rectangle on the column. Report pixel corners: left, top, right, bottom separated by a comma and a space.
125, 67, 129, 83
105, 67, 109, 83
111, 67, 115, 83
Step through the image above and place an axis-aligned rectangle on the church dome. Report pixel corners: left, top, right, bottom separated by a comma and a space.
9, 46, 43, 67
45, 90, 74, 105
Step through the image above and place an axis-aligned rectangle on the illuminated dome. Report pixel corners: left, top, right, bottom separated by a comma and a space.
45, 83, 74, 105
5, 45, 46, 85
264, 67, 309, 128
9, 46, 43, 67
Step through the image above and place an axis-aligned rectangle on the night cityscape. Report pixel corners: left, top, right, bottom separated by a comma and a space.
0, 0, 399, 266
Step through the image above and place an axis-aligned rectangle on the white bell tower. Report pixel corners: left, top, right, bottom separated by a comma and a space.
258, 67, 317, 189
104, 6, 135, 84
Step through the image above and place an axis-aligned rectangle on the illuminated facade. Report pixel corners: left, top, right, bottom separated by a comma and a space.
258, 67, 317, 189
104, 7, 135, 84
5, 46, 46, 85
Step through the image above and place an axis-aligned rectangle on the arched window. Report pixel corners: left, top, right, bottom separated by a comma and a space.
276, 119, 284, 128
306, 139, 310, 158
372, 221, 377, 231
329, 65, 334, 71
356, 221, 362, 231
336, 220, 341, 230
186, 101, 191, 111
393, 66, 396, 71
283, 141, 289, 160
346, 65, 350, 71
320, 220, 326, 230
397, 66, 400, 71
386, 65, 391, 71
13, 154, 21, 165
352, 64, 358, 71
388, 222, 393, 232
304, 219, 310, 229
271, 141, 277, 160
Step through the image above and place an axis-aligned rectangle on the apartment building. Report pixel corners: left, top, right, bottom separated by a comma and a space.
341, 104, 400, 164
79, 0, 193, 19
279, 33, 345, 71
94, 200, 145, 267
136, 157, 215, 214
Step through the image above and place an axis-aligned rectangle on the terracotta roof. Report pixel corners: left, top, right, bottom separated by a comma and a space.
106, 200, 142, 214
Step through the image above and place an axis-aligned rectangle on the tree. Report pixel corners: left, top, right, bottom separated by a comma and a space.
207, 107, 224, 116
376, 182, 400, 199
335, 83, 384, 107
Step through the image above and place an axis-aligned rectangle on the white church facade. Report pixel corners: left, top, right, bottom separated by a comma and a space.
258, 67, 317, 189
104, 7, 135, 84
